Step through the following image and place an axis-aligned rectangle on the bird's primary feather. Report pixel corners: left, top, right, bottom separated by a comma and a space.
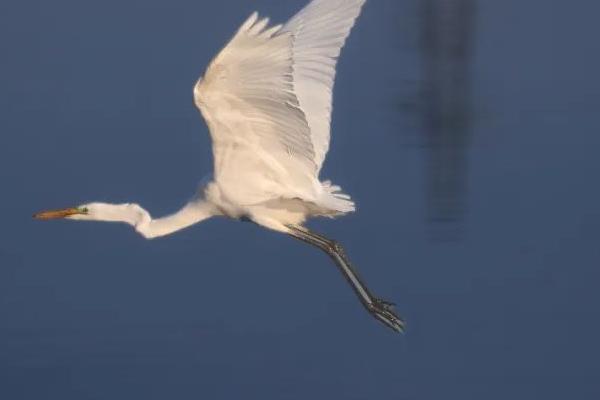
283, 0, 367, 173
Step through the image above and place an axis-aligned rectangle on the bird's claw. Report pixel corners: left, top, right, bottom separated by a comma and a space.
368, 298, 405, 333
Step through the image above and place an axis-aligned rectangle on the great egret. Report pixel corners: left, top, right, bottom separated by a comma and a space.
35, 0, 404, 332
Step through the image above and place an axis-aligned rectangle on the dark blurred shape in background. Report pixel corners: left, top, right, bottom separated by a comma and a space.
420, 0, 477, 239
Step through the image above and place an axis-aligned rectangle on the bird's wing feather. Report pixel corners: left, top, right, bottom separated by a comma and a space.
283, 0, 367, 173
194, 13, 317, 182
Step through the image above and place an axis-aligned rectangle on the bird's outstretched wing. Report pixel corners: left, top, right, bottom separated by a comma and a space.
194, 0, 366, 181
283, 0, 367, 173
194, 12, 317, 181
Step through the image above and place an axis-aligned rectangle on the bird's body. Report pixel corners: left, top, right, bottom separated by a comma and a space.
35, 0, 404, 332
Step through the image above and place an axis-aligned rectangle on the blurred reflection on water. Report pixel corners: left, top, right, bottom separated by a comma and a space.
419, 0, 477, 239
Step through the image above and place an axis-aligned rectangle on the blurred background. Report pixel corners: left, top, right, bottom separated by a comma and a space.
1, 0, 599, 399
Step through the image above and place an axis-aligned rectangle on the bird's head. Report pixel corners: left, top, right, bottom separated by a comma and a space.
34, 203, 102, 221
34, 204, 91, 220
34, 202, 149, 226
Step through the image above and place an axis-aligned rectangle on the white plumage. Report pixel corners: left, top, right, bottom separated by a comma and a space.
283, 0, 368, 172
35, 1, 404, 332
193, 0, 365, 231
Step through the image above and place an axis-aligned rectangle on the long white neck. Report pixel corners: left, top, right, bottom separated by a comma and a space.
77, 200, 218, 239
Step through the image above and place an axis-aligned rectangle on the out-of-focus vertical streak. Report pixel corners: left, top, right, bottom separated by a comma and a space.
420, 0, 477, 238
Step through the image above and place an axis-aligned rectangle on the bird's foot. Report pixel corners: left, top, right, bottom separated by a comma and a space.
368, 298, 405, 333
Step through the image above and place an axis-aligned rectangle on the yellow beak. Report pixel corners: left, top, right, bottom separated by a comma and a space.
33, 207, 86, 220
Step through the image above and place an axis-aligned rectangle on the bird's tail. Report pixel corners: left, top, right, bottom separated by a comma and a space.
319, 180, 356, 216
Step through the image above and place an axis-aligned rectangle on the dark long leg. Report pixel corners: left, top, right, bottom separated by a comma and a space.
287, 225, 404, 333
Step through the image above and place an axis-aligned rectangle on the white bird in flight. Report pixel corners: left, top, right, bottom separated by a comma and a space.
35, 0, 403, 332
